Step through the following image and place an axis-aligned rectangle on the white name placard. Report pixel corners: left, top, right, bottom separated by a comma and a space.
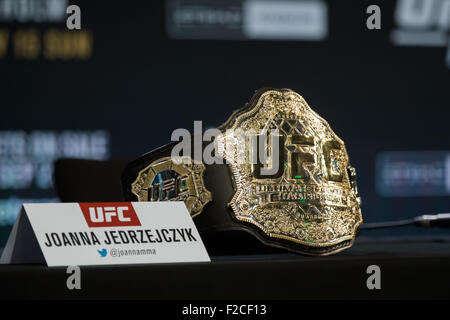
0, 202, 210, 266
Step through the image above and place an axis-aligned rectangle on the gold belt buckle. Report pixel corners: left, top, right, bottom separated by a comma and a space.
216, 88, 362, 254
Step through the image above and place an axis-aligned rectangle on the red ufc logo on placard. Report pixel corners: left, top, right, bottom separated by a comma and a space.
79, 202, 141, 227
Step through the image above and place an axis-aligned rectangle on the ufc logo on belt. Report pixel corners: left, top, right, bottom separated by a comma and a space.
251, 133, 344, 183
79, 202, 141, 227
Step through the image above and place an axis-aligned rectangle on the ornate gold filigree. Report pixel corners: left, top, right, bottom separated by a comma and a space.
131, 157, 211, 217
217, 89, 362, 253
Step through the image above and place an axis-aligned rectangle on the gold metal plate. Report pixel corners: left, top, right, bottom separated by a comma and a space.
217, 89, 362, 253
131, 157, 211, 217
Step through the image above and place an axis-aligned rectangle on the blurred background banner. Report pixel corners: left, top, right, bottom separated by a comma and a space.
0, 0, 449, 245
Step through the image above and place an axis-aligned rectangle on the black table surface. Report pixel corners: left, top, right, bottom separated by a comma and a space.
1, 235, 450, 300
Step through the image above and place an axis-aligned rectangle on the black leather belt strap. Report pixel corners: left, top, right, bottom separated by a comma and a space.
121, 141, 354, 256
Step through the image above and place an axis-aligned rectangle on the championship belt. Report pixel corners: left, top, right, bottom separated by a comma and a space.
122, 88, 363, 255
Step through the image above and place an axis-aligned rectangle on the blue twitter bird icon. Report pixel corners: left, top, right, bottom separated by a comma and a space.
97, 248, 107, 257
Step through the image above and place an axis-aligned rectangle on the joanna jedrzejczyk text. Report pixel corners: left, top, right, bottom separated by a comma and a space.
42, 228, 198, 247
